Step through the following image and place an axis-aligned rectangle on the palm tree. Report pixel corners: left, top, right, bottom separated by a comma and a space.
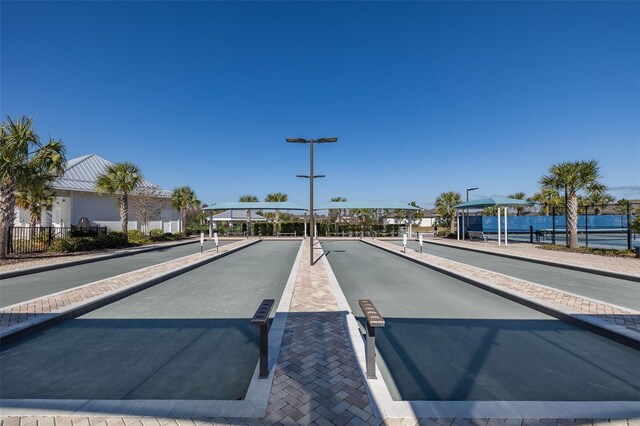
435, 191, 462, 234
15, 182, 55, 227
507, 192, 527, 216
540, 160, 606, 249
265, 192, 288, 235
239, 195, 259, 236
1, 116, 66, 258
96, 162, 143, 242
529, 187, 562, 215
329, 196, 347, 230
581, 192, 615, 215
171, 185, 200, 236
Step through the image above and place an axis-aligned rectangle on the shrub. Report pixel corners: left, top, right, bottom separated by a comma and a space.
50, 237, 96, 253
128, 230, 150, 246
49, 231, 128, 253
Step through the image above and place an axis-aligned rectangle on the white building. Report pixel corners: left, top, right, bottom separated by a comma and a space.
14, 154, 181, 232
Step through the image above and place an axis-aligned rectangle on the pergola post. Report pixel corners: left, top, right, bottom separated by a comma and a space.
504, 207, 508, 246
456, 210, 460, 240
208, 211, 213, 238
462, 212, 465, 240
497, 207, 501, 246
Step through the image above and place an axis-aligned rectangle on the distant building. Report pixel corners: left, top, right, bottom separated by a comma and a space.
384, 208, 438, 227
14, 154, 181, 232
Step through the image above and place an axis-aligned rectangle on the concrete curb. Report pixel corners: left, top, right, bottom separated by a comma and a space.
362, 239, 640, 350
0, 239, 260, 344
0, 238, 203, 279
424, 238, 640, 282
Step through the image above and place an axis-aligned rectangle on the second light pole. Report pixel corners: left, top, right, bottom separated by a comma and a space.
287, 137, 338, 265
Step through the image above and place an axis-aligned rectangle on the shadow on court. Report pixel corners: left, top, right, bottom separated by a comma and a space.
0, 317, 267, 400
355, 316, 640, 402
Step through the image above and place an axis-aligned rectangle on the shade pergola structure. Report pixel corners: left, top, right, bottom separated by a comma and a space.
315, 201, 422, 236
454, 197, 535, 245
207, 210, 267, 222
203, 202, 308, 237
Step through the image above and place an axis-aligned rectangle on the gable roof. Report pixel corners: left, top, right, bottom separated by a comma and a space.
52, 154, 170, 196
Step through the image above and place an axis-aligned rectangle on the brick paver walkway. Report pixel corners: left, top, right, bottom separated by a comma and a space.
0, 239, 256, 334
366, 239, 640, 337
262, 240, 375, 425
423, 236, 640, 277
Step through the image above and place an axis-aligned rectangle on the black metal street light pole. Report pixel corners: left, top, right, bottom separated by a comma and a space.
287, 137, 338, 266
466, 187, 478, 239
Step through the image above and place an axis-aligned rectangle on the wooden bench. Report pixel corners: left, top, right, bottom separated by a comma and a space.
468, 231, 488, 242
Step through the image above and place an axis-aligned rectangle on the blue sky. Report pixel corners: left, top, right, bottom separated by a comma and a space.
2, 1, 639, 208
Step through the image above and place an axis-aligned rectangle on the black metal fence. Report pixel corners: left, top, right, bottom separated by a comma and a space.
478, 201, 639, 250
7, 225, 108, 255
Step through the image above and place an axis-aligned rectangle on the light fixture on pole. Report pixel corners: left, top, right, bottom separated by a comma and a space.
287, 137, 338, 266
466, 187, 479, 240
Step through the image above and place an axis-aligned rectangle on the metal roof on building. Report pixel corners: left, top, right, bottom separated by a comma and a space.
52, 154, 170, 196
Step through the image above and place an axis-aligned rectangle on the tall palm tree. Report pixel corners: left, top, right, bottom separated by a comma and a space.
96, 162, 143, 242
239, 195, 258, 236
265, 192, 288, 234
171, 185, 200, 236
540, 160, 606, 249
15, 182, 55, 227
507, 192, 527, 216
435, 191, 462, 234
1, 116, 66, 258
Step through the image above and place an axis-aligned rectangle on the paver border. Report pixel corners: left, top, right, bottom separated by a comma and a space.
363, 239, 640, 350
320, 241, 640, 419
0, 240, 304, 418
421, 238, 640, 282
0, 239, 260, 344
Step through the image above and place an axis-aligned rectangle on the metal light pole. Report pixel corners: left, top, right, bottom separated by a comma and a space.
466, 187, 478, 240
287, 137, 338, 265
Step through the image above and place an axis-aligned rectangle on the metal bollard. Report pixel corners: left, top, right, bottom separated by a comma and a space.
635, 246, 640, 259
250, 299, 275, 378
358, 299, 385, 379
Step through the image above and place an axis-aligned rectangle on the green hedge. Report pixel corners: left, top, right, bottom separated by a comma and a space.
49, 231, 128, 253
49, 229, 184, 253
250, 222, 401, 236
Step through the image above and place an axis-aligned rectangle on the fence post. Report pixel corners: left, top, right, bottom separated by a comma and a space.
585, 206, 589, 248
7, 226, 12, 255
628, 201, 632, 251
552, 206, 556, 245
529, 225, 533, 244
